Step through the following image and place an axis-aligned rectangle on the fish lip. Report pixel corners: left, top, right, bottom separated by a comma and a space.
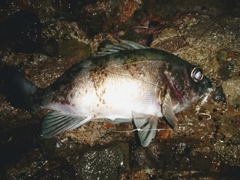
199, 86, 213, 105
197, 77, 213, 105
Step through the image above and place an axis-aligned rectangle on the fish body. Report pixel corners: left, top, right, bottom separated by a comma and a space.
0, 40, 212, 146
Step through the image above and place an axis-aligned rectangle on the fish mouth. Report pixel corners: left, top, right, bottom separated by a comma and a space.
199, 78, 213, 105
199, 87, 213, 105
200, 77, 213, 95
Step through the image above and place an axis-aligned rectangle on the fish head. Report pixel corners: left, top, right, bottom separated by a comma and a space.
164, 63, 212, 112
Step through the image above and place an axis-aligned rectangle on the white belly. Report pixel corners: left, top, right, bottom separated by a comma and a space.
70, 74, 162, 120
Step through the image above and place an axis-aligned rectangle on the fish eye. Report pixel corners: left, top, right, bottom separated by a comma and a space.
191, 67, 203, 82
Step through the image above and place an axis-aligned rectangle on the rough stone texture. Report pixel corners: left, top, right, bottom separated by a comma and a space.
1, 0, 240, 179
151, 14, 240, 79
73, 142, 129, 180
222, 76, 240, 106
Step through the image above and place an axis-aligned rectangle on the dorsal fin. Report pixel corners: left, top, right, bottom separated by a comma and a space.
93, 39, 149, 57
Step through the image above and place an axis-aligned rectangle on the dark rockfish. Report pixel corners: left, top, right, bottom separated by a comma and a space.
0, 40, 212, 147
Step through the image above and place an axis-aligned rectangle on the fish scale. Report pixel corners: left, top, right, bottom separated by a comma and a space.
0, 39, 212, 147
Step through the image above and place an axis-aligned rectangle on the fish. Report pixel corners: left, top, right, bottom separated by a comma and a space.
0, 39, 212, 147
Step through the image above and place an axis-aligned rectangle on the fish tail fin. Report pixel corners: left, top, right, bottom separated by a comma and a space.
0, 66, 39, 111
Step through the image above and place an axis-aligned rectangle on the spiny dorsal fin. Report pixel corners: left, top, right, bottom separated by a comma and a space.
93, 39, 149, 57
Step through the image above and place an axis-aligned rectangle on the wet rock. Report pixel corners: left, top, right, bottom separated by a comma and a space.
32, 161, 76, 179
216, 50, 234, 80
130, 170, 153, 180
73, 142, 129, 180
77, 0, 142, 36
131, 146, 155, 169
3, 149, 46, 179
129, 139, 215, 179
131, 142, 166, 169
62, 121, 135, 147
40, 136, 86, 159
151, 13, 240, 79
1, 0, 240, 179
40, 20, 91, 57
6, 10, 43, 53
217, 61, 234, 81
214, 132, 240, 166
57, 38, 91, 57
222, 76, 240, 106
145, 142, 165, 166
134, 0, 238, 21
212, 86, 226, 102
3, 148, 77, 180
37, 31, 91, 58
216, 50, 228, 61
0, 124, 40, 172
38, 38, 59, 57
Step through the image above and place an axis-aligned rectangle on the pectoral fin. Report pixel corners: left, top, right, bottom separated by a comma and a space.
162, 90, 178, 129
132, 112, 158, 147
41, 111, 91, 138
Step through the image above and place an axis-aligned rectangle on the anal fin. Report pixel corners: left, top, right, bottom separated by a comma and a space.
41, 111, 92, 138
105, 118, 132, 124
132, 112, 158, 147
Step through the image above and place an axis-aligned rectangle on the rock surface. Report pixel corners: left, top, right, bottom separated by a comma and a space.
1, 0, 240, 179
